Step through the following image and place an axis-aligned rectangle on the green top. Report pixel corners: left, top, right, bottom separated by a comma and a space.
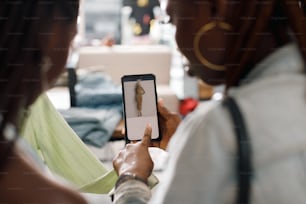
21, 94, 117, 194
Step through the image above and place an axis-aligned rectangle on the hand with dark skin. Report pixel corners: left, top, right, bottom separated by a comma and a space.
113, 124, 154, 181
152, 100, 181, 150
113, 101, 181, 180
120, 100, 181, 150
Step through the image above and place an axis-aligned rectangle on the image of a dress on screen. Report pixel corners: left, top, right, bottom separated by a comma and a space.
135, 80, 145, 117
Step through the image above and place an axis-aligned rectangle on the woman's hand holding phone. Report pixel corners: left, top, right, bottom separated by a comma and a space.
113, 101, 181, 185
152, 99, 182, 150
121, 74, 181, 147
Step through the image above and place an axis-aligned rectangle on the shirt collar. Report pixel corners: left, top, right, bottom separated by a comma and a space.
240, 43, 305, 85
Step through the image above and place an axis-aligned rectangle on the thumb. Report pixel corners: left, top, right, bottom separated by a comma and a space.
142, 124, 152, 146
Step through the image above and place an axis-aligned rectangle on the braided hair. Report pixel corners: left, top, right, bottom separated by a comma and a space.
0, 0, 79, 170
224, 0, 306, 87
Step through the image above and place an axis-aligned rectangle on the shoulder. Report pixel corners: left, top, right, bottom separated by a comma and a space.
157, 100, 237, 203
168, 100, 236, 157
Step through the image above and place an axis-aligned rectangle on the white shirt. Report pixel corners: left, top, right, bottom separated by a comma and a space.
116, 43, 306, 204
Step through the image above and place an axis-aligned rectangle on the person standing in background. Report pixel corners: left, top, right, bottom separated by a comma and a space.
124, 0, 160, 36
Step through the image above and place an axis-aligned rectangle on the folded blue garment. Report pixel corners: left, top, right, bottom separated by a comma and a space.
75, 73, 122, 109
61, 73, 123, 147
60, 107, 122, 147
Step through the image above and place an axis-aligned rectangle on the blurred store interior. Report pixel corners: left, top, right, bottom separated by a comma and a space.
49, 0, 221, 110
46, 0, 222, 172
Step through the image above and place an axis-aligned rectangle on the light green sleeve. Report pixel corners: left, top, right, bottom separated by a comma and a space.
21, 94, 117, 194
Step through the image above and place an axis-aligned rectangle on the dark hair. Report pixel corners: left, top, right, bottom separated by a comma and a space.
0, 0, 79, 170
224, 0, 306, 88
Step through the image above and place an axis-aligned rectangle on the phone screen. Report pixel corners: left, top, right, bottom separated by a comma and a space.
122, 74, 160, 141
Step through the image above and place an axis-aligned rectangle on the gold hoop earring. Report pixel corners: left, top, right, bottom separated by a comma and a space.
193, 21, 232, 71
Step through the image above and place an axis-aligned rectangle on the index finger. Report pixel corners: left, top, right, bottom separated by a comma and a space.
158, 100, 171, 118
142, 124, 152, 146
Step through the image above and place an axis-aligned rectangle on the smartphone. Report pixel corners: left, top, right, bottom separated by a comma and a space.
121, 74, 161, 142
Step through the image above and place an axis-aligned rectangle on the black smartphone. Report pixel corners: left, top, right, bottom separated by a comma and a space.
121, 74, 161, 142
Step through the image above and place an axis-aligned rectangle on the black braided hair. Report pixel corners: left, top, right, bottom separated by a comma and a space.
224, 0, 306, 88
0, 0, 79, 171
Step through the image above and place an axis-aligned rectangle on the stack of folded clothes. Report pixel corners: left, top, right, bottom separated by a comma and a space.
60, 73, 123, 147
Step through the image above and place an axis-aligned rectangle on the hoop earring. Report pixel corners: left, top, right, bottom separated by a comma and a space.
193, 21, 232, 71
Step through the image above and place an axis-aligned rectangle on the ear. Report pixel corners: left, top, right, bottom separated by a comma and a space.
213, 0, 228, 19
37, 22, 68, 59
214, 0, 239, 22
36, 23, 55, 60
196, 0, 228, 21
